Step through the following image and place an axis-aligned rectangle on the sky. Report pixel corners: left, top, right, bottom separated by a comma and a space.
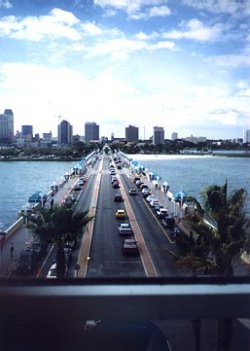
0, 0, 250, 140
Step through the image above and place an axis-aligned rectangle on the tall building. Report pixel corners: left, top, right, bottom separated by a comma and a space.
58, 119, 73, 145
125, 125, 139, 142
22, 125, 33, 142
85, 122, 99, 143
243, 129, 250, 143
171, 132, 178, 141
153, 126, 165, 145
0, 109, 14, 145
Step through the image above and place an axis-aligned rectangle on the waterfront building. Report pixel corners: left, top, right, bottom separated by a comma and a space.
171, 132, 178, 141
85, 122, 99, 143
153, 126, 165, 145
43, 132, 52, 141
0, 109, 14, 145
58, 119, 73, 145
243, 129, 250, 143
125, 125, 139, 142
22, 125, 33, 142
185, 135, 207, 144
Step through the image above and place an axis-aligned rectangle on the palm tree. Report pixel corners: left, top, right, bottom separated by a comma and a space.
172, 182, 249, 351
26, 204, 91, 278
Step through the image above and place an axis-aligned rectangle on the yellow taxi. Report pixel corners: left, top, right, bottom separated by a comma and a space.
115, 209, 126, 219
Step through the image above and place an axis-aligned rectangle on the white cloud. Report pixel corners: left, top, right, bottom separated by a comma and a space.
0, 8, 81, 42
131, 5, 171, 20
0, 0, 12, 9
94, 0, 167, 14
163, 18, 226, 42
181, 0, 250, 16
80, 22, 104, 36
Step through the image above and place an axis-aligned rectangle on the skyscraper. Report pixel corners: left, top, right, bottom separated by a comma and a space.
153, 126, 165, 145
125, 125, 139, 142
58, 119, 73, 145
22, 125, 33, 142
0, 109, 14, 145
243, 129, 250, 143
85, 122, 99, 143
171, 132, 178, 141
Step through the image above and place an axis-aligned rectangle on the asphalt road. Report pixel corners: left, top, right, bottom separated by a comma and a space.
87, 155, 145, 277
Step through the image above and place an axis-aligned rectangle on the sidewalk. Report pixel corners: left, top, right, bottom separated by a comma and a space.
0, 176, 79, 278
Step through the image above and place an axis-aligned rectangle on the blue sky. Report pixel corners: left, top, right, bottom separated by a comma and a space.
0, 0, 249, 140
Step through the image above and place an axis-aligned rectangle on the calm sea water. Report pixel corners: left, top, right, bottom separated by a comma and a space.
130, 155, 250, 215
0, 156, 249, 230
0, 161, 76, 230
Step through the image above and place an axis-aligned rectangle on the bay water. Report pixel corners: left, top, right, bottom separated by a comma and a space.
0, 155, 249, 230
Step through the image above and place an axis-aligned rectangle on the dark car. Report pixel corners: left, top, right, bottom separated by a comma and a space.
122, 238, 139, 256
114, 194, 123, 202
162, 216, 175, 229
16, 249, 34, 274
112, 182, 120, 188
129, 188, 137, 195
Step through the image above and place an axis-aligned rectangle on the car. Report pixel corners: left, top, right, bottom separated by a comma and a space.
111, 176, 118, 183
78, 180, 85, 186
141, 189, 151, 198
149, 200, 160, 208
122, 238, 139, 255
112, 182, 120, 188
162, 216, 175, 229
135, 180, 143, 188
63, 195, 75, 207
140, 184, 149, 191
156, 208, 168, 218
129, 188, 137, 195
115, 209, 126, 219
73, 185, 82, 191
132, 176, 141, 183
146, 195, 157, 203
114, 194, 123, 202
118, 223, 133, 235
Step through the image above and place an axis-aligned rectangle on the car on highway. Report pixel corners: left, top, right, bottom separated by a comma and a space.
140, 184, 149, 191
114, 194, 123, 202
118, 223, 133, 235
112, 181, 120, 188
146, 195, 157, 203
149, 200, 160, 208
162, 216, 175, 229
156, 208, 168, 218
129, 188, 137, 195
115, 209, 126, 219
63, 195, 75, 207
141, 188, 151, 198
122, 238, 139, 255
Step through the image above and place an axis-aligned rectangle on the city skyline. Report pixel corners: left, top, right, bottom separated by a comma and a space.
0, 1, 250, 139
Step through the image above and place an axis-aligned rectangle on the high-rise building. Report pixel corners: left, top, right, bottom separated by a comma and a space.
125, 125, 139, 142
22, 125, 33, 142
153, 126, 165, 145
58, 119, 73, 145
171, 132, 178, 140
243, 129, 250, 143
0, 109, 14, 145
85, 122, 99, 143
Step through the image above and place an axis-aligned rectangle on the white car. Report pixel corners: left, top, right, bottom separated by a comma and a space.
150, 200, 160, 208
156, 208, 168, 218
118, 223, 133, 235
146, 195, 157, 203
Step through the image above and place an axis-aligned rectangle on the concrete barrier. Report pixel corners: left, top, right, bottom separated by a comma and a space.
4, 216, 24, 240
